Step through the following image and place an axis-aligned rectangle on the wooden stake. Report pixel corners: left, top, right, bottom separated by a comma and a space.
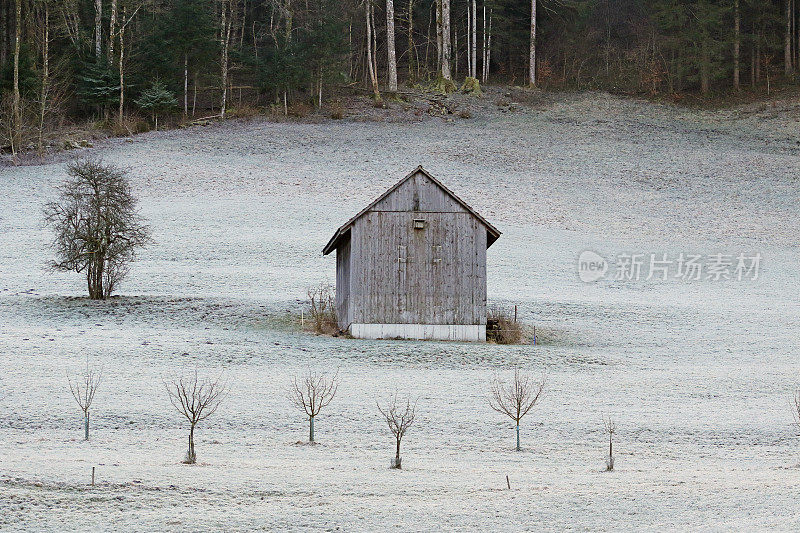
533, 325, 536, 346
506, 475, 510, 489
91, 466, 95, 486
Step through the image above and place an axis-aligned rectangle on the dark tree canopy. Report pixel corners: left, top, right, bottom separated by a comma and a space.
43, 158, 151, 299
1, 0, 798, 153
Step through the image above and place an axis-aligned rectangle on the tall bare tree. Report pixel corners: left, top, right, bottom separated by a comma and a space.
440, 0, 451, 80
43, 158, 151, 300
407, 0, 415, 80
165, 370, 228, 464
68, 363, 102, 440
220, 0, 236, 118
289, 369, 339, 443
733, 0, 740, 90
378, 394, 417, 469
386, 0, 398, 92
529, 0, 536, 86
11, 0, 21, 160
787, 0, 793, 75
94, 0, 103, 58
471, 0, 477, 78
366, 0, 382, 101
489, 367, 545, 451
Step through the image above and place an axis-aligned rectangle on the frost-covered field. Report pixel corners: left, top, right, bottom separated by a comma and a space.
1, 92, 800, 531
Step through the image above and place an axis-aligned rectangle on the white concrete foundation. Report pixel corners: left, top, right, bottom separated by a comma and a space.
349, 323, 486, 342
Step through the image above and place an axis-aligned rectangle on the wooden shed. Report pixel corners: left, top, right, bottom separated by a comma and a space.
323, 166, 501, 341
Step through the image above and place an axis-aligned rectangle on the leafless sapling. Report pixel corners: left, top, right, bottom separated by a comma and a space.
43, 158, 151, 300
489, 367, 546, 451
792, 390, 800, 434
289, 369, 339, 443
68, 363, 102, 440
377, 394, 417, 469
604, 416, 616, 471
307, 284, 338, 335
165, 370, 227, 464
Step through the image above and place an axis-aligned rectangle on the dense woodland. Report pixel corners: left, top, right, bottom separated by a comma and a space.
0, 0, 797, 155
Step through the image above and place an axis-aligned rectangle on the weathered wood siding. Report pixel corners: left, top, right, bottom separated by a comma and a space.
346, 170, 488, 327
335, 234, 352, 330
371, 171, 470, 213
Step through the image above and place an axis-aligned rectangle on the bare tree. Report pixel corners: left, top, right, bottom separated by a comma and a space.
377, 394, 417, 469
529, 0, 536, 87
440, 0, 451, 80
307, 284, 338, 334
791, 390, 800, 432
165, 370, 227, 464
603, 416, 615, 471
43, 159, 151, 300
386, 0, 398, 92
68, 363, 102, 440
366, 0, 382, 103
489, 367, 545, 451
289, 369, 339, 443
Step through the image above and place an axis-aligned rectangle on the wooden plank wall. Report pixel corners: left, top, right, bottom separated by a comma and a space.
335, 235, 351, 329
350, 211, 487, 325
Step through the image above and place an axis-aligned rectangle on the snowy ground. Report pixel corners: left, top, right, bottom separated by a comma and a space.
1, 92, 800, 531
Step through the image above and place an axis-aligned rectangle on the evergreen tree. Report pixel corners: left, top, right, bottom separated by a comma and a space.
135, 79, 177, 129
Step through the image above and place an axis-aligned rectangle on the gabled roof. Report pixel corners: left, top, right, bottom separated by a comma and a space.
323, 166, 501, 255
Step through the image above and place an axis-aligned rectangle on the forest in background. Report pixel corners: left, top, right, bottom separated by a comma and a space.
0, 0, 798, 157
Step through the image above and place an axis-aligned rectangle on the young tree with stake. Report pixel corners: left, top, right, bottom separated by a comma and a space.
289, 369, 339, 443
604, 416, 616, 471
165, 370, 227, 464
377, 394, 417, 469
489, 367, 545, 451
68, 363, 102, 440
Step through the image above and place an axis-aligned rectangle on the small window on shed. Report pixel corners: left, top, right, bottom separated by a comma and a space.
413, 219, 426, 230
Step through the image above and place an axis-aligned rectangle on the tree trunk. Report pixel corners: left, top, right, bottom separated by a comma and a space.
366, 0, 381, 101
787, 0, 793, 75
529, 0, 536, 87
436, 0, 442, 72
84, 411, 90, 441
440, 0, 451, 80
471, 0, 476, 78
1, 0, 7, 71
386, 0, 398, 92
108, 0, 118, 62
184, 54, 189, 116
407, 0, 415, 81
515, 423, 520, 451
118, 9, 126, 127
95, 0, 103, 58
11, 0, 21, 159
395, 437, 401, 460
734, 0, 740, 90
309, 416, 315, 443
462, 2, 472, 78
188, 424, 196, 463
193, 72, 198, 116
38, 2, 49, 157
220, 0, 233, 119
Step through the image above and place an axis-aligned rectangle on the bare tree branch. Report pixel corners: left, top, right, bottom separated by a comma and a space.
489, 367, 546, 451
165, 369, 228, 464
378, 393, 417, 468
289, 368, 339, 443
